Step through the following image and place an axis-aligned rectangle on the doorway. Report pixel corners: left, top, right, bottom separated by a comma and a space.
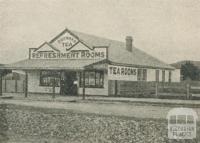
60, 71, 77, 95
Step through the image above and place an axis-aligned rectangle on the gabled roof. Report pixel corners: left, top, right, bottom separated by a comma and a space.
2, 28, 174, 70
70, 30, 174, 69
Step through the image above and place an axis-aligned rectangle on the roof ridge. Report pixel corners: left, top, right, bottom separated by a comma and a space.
71, 30, 173, 69
131, 47, 173, 68
71, 30, 125, 44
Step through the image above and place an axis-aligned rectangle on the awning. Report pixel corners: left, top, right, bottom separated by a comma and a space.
0, 59, 104, 70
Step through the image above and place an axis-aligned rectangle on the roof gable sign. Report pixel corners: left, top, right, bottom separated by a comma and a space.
50, 28, 92, 52
29, 33, 107, 60
34, 42, 59, 52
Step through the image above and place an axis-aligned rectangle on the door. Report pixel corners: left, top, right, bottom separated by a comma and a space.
60, 71, 77, 95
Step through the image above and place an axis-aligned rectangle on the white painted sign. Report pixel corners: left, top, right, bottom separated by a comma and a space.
30, 30, 107, 60
51, 31, 79, 51
167, 108, 198, 139
30, 43, 107, 60
108, 65, 137, 81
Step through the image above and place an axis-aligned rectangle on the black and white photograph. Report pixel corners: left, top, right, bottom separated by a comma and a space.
0, 0, 200, 142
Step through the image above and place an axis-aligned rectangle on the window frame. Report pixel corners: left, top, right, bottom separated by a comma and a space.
162, 70, 165, 82
39, 70, 61, 87
137, 68, 147, 81
79, 70, 104, 88
156, 70, 160, 82
169, 71, 172, 83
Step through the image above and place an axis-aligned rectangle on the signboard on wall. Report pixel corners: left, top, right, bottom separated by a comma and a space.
30, 46, 107, 60
108, 65, 137, 81
51, 31, 79, 51
29, 29, 107, 60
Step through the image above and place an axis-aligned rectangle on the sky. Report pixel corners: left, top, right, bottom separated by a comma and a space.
0, 0, 200, 64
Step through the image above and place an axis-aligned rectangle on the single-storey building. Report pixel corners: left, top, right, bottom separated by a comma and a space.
0, 28, 180, 96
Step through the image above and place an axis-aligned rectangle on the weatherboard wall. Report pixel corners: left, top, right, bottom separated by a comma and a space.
28, 71, 60, 94
27, 70, 108, 95
171, 69, 181, 82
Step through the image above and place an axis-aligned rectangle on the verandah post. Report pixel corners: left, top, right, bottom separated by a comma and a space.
5, 79, 7, 93
15, 79, 18, 93
25, 71, 28, 98
82, 70, 85, 100
186, 83, 190, 100
155, 82, 158, 98
114, 80, 118, 96
0, 72, 2, 96
52, 77, 56, 99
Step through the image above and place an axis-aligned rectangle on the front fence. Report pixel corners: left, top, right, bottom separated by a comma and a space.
158, 82, 188, 99
2, 79, 24, 93
108, 80, 200, 99
108, 81, 156, 98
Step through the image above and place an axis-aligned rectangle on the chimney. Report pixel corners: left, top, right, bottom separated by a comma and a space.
126, 36, 133, 52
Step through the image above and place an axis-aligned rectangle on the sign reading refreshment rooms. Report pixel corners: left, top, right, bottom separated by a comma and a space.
30, 49, 106, 60
30, 30, 107, 60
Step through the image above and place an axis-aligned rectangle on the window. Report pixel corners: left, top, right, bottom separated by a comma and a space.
170, 115, 176, 124
187, 115, 194, 124
177, 115, 186, 124
156, 70, 159, 82
169, 71, 172, 83
89, 71, 95, 86
137, 69, 147, 81
162, 70, 165, 82
40, 71, 60, 87
80, 71, 104, 88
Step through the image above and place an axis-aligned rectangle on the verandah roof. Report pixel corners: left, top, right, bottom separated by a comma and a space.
0, 59, 104, 70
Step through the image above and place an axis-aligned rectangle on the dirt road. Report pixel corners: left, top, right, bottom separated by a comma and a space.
1, 99, 200, 119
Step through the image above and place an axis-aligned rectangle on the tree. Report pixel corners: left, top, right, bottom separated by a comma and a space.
181, 62, 200, 81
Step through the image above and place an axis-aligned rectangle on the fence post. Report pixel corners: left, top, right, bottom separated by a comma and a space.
186, 83, 190, 100
155, 82, 158, 98
82, 71, 85, 100
0, 73, 2, 96
24, 71, 28, 98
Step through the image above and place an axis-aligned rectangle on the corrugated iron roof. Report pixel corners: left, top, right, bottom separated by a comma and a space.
72, 30, 174, 69
0, 59, 103, 70
1, 28, 174, 70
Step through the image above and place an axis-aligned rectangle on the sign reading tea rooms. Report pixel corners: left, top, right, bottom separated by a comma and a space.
108, 65, 137, 81
30, 31, 107, 60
